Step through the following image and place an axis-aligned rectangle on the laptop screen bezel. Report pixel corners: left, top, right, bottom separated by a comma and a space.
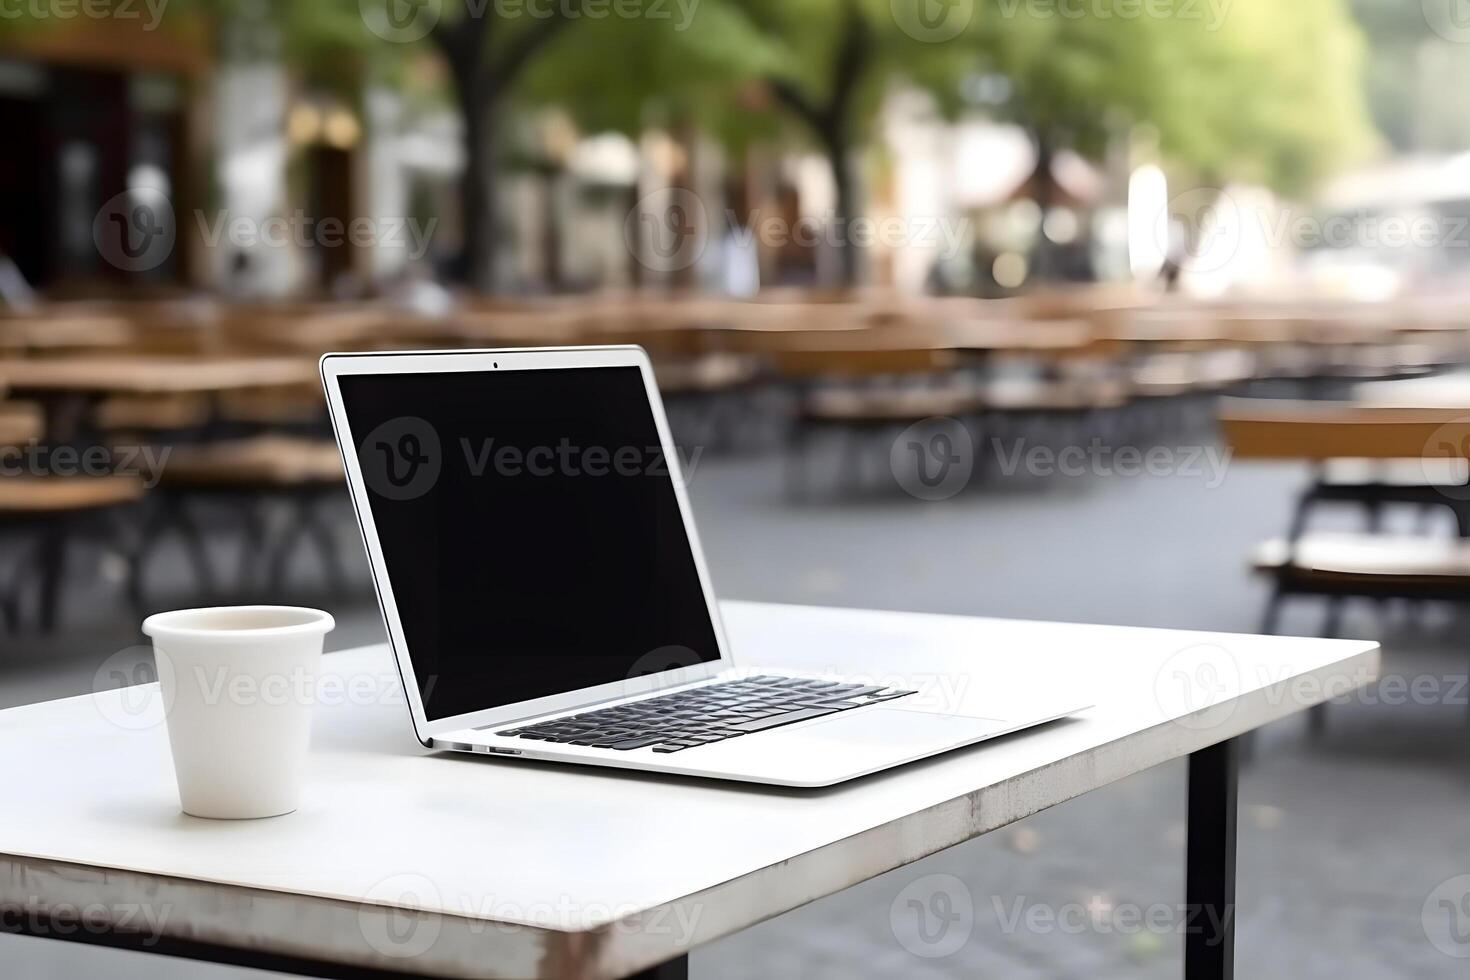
320, 346, 735, 744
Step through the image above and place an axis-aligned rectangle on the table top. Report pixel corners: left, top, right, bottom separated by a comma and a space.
0, 355, 317, 395
0, 602, 1379, 979
0, 314, 136, 352
1356, 371, 1470, 410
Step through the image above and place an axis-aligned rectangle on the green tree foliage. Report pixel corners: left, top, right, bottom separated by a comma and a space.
974, 0, 1374, 197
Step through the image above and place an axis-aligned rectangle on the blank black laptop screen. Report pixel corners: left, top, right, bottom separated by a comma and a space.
338, 365, 723, 722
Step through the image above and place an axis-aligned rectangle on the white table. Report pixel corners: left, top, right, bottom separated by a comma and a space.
0, 602, 1380, 980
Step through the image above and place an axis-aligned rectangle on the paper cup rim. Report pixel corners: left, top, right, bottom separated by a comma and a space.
143, 606, 336, 643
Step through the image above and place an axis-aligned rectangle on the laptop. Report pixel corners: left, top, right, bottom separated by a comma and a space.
321, 347, 1084, 787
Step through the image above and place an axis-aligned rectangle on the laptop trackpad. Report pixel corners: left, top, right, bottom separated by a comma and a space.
780, 707, 1015, 752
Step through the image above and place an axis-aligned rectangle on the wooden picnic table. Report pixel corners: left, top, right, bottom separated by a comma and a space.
0, 313, 137, 354
1355, 371, 1470, 410
0, 355, 319, 445
0, 355, 317, 396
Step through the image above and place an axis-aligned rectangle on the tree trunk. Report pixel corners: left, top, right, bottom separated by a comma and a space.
451, 79, 500, 292
439, 21, 496, 293
1030, 136, 1059, 282
823, 127, 859, 289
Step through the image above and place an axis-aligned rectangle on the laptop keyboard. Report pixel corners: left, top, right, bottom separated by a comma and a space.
496, 675, 916, 753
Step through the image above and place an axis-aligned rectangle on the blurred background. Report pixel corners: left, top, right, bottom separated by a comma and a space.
3, 0, 1470, 977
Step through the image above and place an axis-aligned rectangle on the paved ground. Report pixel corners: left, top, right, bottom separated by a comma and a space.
4, 440, 1469, 979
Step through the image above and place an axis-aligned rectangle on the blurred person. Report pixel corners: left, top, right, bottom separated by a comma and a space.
0, 251, 38, 311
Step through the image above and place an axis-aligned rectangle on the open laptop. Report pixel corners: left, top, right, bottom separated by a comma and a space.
321, 347, 1083, 787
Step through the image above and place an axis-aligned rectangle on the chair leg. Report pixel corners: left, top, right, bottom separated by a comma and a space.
300, 494, 349, 598
104, 506, 149, 619
171, 500, 218, 599
785, 422, 813, 501
235, 497, 268, 593
1285, 491, 1317, 543
37, 520, 69, 634
1259, 584, 1286, 636
1242, 584, 1290, 767
1309, 598, 1346, 737
1321, 598, 1344, 639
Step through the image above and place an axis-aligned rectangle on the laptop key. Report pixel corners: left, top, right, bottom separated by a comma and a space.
606, 736, 670, 751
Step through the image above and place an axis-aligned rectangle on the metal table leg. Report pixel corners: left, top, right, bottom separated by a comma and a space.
1185, 738, 1238, 980
626, 955, 689, 979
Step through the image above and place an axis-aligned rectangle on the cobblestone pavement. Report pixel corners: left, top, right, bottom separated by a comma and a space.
3, 448, 1467, 979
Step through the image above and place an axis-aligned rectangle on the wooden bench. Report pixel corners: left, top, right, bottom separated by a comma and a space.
1222, 398, 1470, 539
0, 475, 146, 632
1220, 399, 1470, 536
1252, 533, 1470, 599
770, 346, 969, 497
138, 436, 350, 601
0, 401, 42, 447
1220, 399, 1470, 733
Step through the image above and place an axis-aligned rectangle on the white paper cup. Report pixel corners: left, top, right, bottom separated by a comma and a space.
142, 606, 335, 820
